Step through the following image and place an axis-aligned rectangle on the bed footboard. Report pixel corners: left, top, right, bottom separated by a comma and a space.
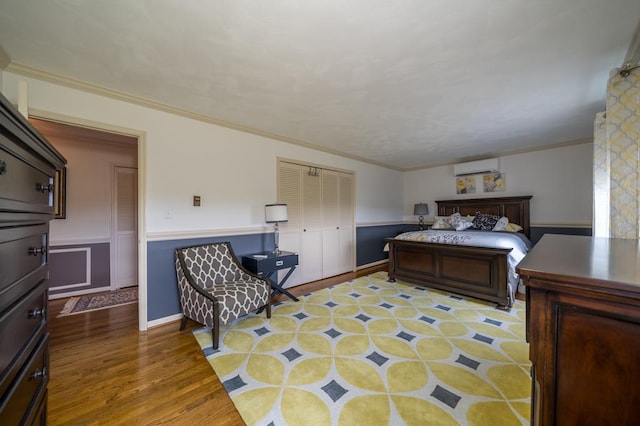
387, 238, 512, 309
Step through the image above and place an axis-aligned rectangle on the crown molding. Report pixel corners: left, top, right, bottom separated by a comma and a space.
5, 62, 402, 171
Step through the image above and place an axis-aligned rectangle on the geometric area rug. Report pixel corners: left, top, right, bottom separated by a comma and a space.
192, 272, 530, 425
57, 287, 138, 317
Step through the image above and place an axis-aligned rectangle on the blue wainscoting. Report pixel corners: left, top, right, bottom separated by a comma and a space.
356, 224, 416, 266
147, 233, 273, 321
530, 226, 592, 245
147, 224, 593, 322
147, 224, 414, 322
49, 242, 111, 297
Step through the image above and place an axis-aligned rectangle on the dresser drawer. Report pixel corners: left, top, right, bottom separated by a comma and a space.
0, 138, 55, 215
0, 279, 47, 397
0, 333, 49, 425
0, 225, 48, 299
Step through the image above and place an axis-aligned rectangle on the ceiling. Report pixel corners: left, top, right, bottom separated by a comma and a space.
1, 1, 639, 170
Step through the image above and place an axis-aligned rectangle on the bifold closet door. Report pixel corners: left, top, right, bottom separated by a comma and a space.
277, 162, 354, 287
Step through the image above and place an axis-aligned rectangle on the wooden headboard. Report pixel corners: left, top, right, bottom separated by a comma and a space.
435, 196, 532, 239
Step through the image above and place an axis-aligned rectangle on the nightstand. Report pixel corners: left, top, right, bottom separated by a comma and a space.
242, 251, 299, 302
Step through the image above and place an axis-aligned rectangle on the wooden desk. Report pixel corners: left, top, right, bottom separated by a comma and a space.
242, 251, 299, 302
517, 234, 640, 426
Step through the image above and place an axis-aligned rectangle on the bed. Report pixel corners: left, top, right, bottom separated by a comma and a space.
386, 196, 533, 310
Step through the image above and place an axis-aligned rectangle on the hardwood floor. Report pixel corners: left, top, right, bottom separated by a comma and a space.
47, 265, 386, 425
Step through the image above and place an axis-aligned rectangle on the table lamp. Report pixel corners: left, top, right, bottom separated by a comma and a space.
265, 203, 288, 254
413, 203, 429, 230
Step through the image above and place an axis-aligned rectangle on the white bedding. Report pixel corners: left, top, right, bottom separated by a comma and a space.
387, 229, 533, 301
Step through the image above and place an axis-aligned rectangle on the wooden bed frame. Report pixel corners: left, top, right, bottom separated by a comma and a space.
387, 195, 532, 310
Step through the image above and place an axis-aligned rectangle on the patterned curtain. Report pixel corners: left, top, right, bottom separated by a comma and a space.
593, 112, 610, 237
593, 67, 640, 239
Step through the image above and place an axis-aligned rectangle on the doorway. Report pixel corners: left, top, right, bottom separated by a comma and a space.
29, 118, 140, 304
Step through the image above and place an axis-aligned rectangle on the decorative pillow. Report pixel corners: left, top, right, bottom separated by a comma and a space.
449, 212, 474, 231
492, 216, 509, 231
432, 216, 453, 229
472, 212, 501, 231
504, 222, 523, 233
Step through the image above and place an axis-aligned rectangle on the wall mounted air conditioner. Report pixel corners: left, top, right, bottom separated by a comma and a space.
453, 158, 500, 176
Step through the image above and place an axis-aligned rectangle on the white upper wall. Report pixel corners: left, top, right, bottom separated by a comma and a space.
1, 73, 404, 234
46, 137, 137, 244
404, 142, 594, 226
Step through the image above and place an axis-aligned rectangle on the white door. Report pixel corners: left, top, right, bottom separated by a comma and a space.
338, 172, 355, 273
322, 170, 341, 277
112, 166, 138, 289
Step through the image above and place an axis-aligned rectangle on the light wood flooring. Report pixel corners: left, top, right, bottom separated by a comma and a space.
47, 265, 386, 425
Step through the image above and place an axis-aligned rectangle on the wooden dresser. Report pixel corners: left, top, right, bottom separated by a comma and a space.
517, 234, 640, 425
0, 93, 65, 424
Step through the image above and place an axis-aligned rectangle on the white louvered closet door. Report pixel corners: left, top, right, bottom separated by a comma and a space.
322, 170, 341, 278
338, 172, 355, 274
277, 163, 304, 286
301, 168, 323, 283
278, 161, 354, 287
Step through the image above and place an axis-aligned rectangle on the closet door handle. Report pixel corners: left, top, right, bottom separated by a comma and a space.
0, 159, 6, 175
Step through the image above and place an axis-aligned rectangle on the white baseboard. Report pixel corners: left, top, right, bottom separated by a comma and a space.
48, 286, 111, 300
357, 259, 388, 270
147, 313, 183, 328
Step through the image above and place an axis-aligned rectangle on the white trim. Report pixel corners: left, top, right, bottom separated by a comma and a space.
146, 225, 272, 242
356, 221, 406, 227
49, 285, 111, 300
9, 63, 400, 171
530, 222, 592, 228
48, 247, 91, 289
50, 237, 111, 246
147, 313, 183, 328
356, 259, 389, 270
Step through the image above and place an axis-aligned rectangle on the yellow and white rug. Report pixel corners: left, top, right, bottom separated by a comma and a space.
193, 272, 530, 425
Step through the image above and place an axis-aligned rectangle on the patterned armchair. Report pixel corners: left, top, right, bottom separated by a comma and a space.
175, 242, 271, 349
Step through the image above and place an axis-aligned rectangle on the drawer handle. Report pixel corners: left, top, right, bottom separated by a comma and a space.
30, 367, 47, 381
0, 159, 6, 175
36, 183, 53, 193
29, 307, 46, 318
29, 246, 47, 256
276, 260, 284, 267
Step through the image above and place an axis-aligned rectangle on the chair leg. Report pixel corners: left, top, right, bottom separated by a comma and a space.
265, 302, 271, 319
179, 316, 188, 331
211, 328, 219, 350
212, 303, 220, 350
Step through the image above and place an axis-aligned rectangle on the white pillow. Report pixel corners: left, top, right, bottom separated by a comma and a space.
492, 216, 509, 231
450, 212, 474, 231
432, 216, 453, 229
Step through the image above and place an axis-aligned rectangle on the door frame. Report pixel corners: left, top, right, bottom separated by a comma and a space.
29, 108, 149, 331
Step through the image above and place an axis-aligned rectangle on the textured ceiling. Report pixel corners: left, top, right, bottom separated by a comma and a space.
1, 1, 639, 170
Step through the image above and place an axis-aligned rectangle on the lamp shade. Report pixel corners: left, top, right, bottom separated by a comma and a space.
265, 203, 288, 223
413, 203, 429, 216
